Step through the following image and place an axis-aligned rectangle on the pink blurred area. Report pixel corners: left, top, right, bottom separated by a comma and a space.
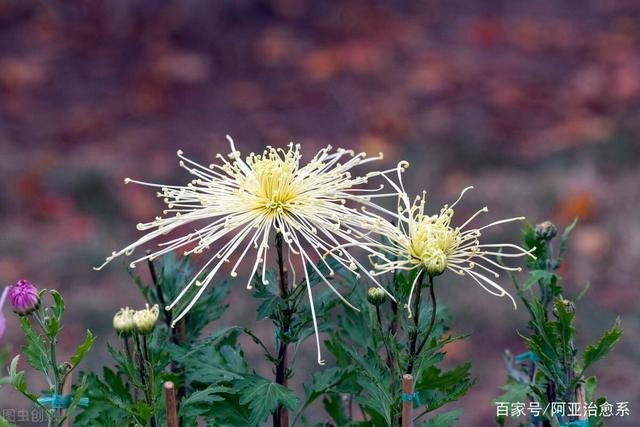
1, 1, 639, 425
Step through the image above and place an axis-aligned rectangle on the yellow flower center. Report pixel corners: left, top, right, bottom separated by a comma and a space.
409, 208, 460, 276
244, 148, 303, 215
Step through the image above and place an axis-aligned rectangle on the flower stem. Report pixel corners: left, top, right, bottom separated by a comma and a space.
33, 309, 62, 425
406, 271, 425, 376
134, 334, 155, 427
274, 231, 291, 427
376, 305, 396, 400
147, 256, 185, 426
122, 336, 134, 400
415, 277, 437, 357
142, 335, 157, 427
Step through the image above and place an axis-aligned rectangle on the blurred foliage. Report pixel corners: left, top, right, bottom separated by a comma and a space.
496, 222, 622, 427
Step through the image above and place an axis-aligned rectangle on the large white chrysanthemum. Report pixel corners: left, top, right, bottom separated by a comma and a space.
354, 170, 535, 317
96, 136, 398, 364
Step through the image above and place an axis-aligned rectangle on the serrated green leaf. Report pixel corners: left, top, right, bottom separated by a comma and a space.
553, 299, 575, 364
417, 363, 471, 392
1, 355, 39, 403
236, 375, 299, 426
420, 408, 463, 427
69, 330, 95, 368
581, 318, 622, 374
322, 394, 348, 426
18, 317, 49, 375
493, 382, 530, 405
200, 394, 252, 425
178, 326, 243, 360
180, 384, 231, 419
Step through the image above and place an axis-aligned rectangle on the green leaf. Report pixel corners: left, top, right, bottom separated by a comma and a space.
297, 367, 353, 423
177, 326, 243, 360
69, 330, 95, 368
493, 382, 530, 405
558, 218, 578, 257
46, 290, 65, 337
236, 375, 299, 426
522, 221, 545, 263
1, 355, 39, 404
583, 376, 597, 402
180, 384, 232, 419
522, 270, 555, 291
581, 318, 623, 374
417, 363, 472, 392
420, 408, 463, 427
322, 394, 348, 426
50, 289, 65, 319
553, 299, 576, 363
18, 317, 50, 375
201, 395, 252, 425
181, 385, 229, 407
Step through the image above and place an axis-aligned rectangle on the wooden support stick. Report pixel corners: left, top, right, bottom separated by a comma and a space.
576, 383, 588, 420
61, 369, 73, 427
165, 381, 178, 427
402, 374, 414, 427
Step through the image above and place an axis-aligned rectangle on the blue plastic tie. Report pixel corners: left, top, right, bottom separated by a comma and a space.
37, 394, 89, 409
401, 392, 421, 407
515, 351, 538, 364
559, 420, 589, 427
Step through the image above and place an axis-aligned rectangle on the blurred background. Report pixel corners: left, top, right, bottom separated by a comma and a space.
1, 0, 639, 425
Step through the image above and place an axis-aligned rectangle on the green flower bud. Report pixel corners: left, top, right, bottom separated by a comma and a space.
553, 298, 576, 318
535, 221, 557, 241
113, 307, 136, 336
367, 287, 386, 306
423, 249, 447, 276
133, 304, 159, 335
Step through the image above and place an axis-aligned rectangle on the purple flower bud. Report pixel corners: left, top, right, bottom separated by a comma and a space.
10, 280, 40, 315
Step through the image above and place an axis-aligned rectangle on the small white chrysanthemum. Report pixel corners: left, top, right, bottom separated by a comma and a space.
95, 136, 398, 364
358, 172, 534, 317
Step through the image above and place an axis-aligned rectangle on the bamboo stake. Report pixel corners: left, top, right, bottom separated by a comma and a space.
576, 383, 588, 421
164, 381, 178, 427
61, 369, 73, 427
402, 374, 414, 427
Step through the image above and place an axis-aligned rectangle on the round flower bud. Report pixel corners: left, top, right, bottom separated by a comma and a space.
113, 307, 136, 336
553, 298, 576, 318
133, 304, 159, 335
10, 280, 40, 316
422, 249, 447, 276
535, 221, 557, 241
367, 287, 386, 306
